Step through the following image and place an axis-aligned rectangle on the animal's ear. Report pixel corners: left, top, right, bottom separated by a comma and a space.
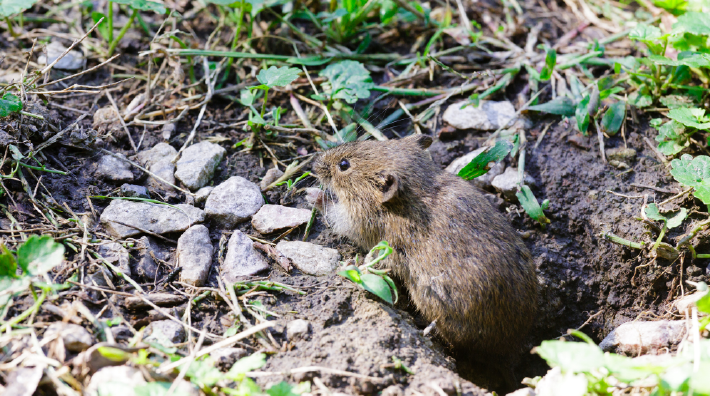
405, 134, 433, 149
379, 171, 400, 203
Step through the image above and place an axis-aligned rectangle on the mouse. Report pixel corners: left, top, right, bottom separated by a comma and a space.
311, 134, 538, 387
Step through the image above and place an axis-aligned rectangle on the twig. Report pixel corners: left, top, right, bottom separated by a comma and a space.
97, 148, 193, 195
133, 291, 222, 341
248, 366, 385, 382
106, 91, 138, 152
36, 54, 121, 88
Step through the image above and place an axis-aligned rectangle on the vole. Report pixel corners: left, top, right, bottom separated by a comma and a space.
312, 134, 538, 379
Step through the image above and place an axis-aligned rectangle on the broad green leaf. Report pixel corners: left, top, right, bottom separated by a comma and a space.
0, 0, 39, 18
112, 0, 166, 13
360, 273, 393, 304
338, 265, 362, 283
186, 358, 223, 388
659, 365, 691, 391
653, 0, 687, 14
96, 346, 130, 362
600, 101, 626, 136
655, 120, 688, 156
267, 382, 299, 396
668, 107, 710, 129
575, 95, 590, 135
91, 12, 110, 39
670, 154, 710, 205
645, 203, 687, 228
134, 382, 195, 396
0, 245, 17, 278
629, 24, 662, 42
659, 95, 694, 109
0, 93, 22, 117
257, 66, 301, 88
629, 92, 653, 108
227, 353, 267, 378
527, 96, 576, 116
539, 47, 556, 81
458, 140, 514, 180
239, 89, 257, 106
16, 235, 65, 275
320, 60, 374, 104
647, 53, 710, 68
9, 144, 23, 160
672, 11, 710, 35
379, 0, 398, 24
516, 185, 550, 226
535, 340, 605, 373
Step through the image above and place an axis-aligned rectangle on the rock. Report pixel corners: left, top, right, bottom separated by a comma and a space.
534, 367, 587, 396
100, 200, 205, 238
445, 147, 506, 190
609, 160, 630, 169
136, 143, 178, 191
675, 292, 706, 314
174, 141, 226, 190
443, 100, 530, 131
38, 41, 85, 70
381, 385, 405, 396
260, 167, 284, 189
124, 292, 187, 310
491, 167, 535, 200
3, 366, 44, 396
45, 323, 94, 352
97, 154, 133, 182
205, 176, 264, 228
85, 366, 146, 396
144, 320, 186, 344
606, 147, 637, 162
599, 320, 686, 355
177, 225, 213, 286
97, 242, 131, 276
286, 319, 311, 341
252, 204, 312, 234
276, 241, 341, 276
85, 267, 113, 288
162, 123, 176, 140
93, 106, 121, 135
222, 230, 269, 282
195, 186, 214, 206
120, 184, 150, 199
213, 347, 249, 371
111, 325, 133, 341
134, 236, 166, 282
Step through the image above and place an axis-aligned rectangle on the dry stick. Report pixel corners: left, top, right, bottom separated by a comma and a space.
659, 187, 693, 206
35, 54, 121, 88
97, 148, 193, 195
158, 321, 275, 373
172, 58, 215, 163
248, 366, 385, 382
32, 96, 99, 155
264, 124, 322, 136
67, 281, 134, 297
133, 291, 222, 341
106, 91, 138, 152
643, 136, 669, 165
595, 118, 607, 163
290, 94, 314, 130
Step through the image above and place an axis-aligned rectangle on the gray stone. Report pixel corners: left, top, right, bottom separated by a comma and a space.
286, 319, 311, 341
213, 347, 249, 370
144, 320, 186, 344
100, 199, 205, 238
276, 241, 341, 276
3, 367, 43, 396
174, 141, 226, 190
491, 167, 535, 200
675, 292, 705, 315
136, 143, 178, 191
97, 242, 131, 276
85, 267, 113, 288
205, 176, 264, 228
606, 147, 637, 162
599, 320, 686, 355
162, 123, 176, 140
445, 147, 506, 190
135, 236, 168, 282
222, 230, 269, 282
177, 225, 213, 286
86, 366, 146, 396
443, 100, 530, 131
252, 204, 312, 234
39, 41, 85, 70
260, 167, 284, 190
195, 186, 214, 206
45, 322, 94, 352
97, 154, 133, 182
111, 325, 133, 341
120, 184, 150, 199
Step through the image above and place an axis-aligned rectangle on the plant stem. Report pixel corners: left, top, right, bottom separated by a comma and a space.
107, 1, 113, 44
108, 9, 137, 57
4, 17, 17, 39
260, 87, 269, 119
1, 290, 46, 332
651, 225, 667, 253
601, 231, 644, 249
18, 162, 67, 175
218, 1, 246, 88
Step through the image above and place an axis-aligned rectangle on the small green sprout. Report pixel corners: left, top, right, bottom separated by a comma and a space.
338, 241, 398, 304
274, 171, 311, 190
644, 203, 687, 254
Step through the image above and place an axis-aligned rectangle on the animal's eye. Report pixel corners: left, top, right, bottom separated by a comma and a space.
338, 159, 350, 171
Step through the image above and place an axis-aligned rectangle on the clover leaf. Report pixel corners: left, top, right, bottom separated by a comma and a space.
0, 93, 22, 118
668, 107, 710, 130
670, 154, 710, 205
320, 60, 374, 104
257, 66, 301, 88
672, 11, 710, 36
645, 203, 687, 229
17, 235, 65, 276
0, 0, 39, 18
655, 120, 688, 156
629, 24, 662, 42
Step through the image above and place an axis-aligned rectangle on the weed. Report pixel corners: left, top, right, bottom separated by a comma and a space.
338, 241, 398, 304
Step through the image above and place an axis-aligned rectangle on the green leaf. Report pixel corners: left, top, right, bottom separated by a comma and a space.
96, 346, 130, 362
360, 273, 393, 304
697, 289, 710, 314
575, 95, 590, 135
257, 66, 301, 88
0, 0, 39, 18
112, 0, 166, 13
320, 60, 374, 104
645, 203, 687, 228
91, 12, 110, 39
134, 382, 194, 396
655, 120, 688, 156
145, 328, 177, 354
672, 11, 710, 36
670, 154, 710, 205
186, 358, 223, 389
338, 266, 362, 283
629, 92, 653, 108
0, 245, 17, 278
0, 93, 23, 117
535, 340, 605, 373
516, 185, 550, 226
668, 107, 710, 129
267, 382, 299, 396
17, 235, 65, 275
600, 101, 626, 136
653, 0, 687, 15
659, 95, 694, 109
647, 53, 710, 68
226, 353, 267, 379
629, 24, 662, 42
458, 140, 514, 180
527, 96, 576, 117
287, 56, 332, 66
539, 47, 556, 81
689, 362, 710, 394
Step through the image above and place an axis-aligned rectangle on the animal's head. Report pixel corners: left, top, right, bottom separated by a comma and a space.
312, 135, 434, 209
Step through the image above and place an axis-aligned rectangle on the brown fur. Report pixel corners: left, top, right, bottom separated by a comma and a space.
313, 135, 538, 359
